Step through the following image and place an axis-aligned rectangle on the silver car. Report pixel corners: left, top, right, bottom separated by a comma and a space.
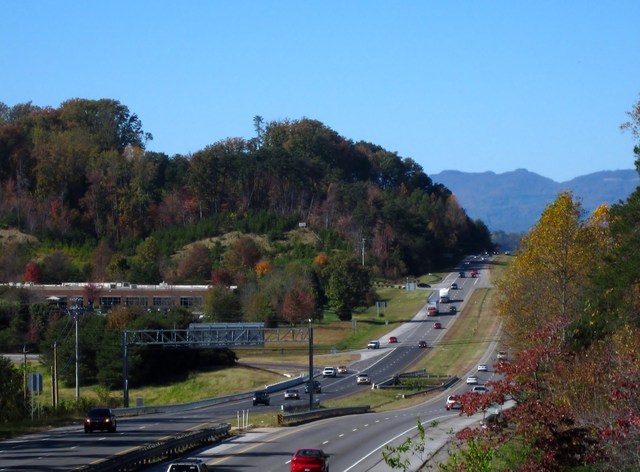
356, 373, 371, 385
322, 366, 337, 377
166, 459, 209, 471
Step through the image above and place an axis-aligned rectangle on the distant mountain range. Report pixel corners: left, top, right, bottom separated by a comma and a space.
432, 169, 640, 233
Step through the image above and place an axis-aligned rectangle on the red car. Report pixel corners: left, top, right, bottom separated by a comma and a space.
389, 336, 398, 343
433, 322, 442, 329
290, 448, 329, 472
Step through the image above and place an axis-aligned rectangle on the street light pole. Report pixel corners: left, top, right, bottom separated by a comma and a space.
308, 319, 314, 410
23, 344, 28, 402
53, 341, 58, 408
123, 331, 129, 408
75, 311, 80, 400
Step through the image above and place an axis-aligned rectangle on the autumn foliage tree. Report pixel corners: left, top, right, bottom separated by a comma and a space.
176, 242, 212, 283
455, 320, 603, 470
254, 260, 273, 278
281, 286, 316, 324
211, 268, 233, 287
23, 261, 41, 283
313, 253, 329, 267
497, 192, 609, 348
223, 236, 261, 277
82, 283, 101, 308
90, 240, 113, 282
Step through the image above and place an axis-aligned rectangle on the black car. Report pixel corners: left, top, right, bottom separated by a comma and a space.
304, 380, 322, 394
252, 390, 270, 406
84, 407, 117, 433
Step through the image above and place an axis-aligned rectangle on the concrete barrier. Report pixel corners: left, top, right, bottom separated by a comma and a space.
278, 406, 370, 426
75, 423, 231, 472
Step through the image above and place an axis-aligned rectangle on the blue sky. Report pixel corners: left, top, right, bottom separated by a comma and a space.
3, 1, 639, 182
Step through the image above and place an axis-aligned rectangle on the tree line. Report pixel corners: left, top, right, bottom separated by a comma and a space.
0, 99, 491, 286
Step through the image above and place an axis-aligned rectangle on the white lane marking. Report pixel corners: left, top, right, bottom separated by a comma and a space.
343, 414, 456, 471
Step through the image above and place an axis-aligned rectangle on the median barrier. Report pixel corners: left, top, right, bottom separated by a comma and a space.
374, 372, 454, 390
75, 423, 231, 472
400, 376, 458, 399
278, 406, 370, 426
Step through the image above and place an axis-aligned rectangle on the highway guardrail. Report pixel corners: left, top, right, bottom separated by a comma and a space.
76, 423, 231, 472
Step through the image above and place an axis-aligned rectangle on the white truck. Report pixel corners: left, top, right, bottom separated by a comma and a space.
439, 288, 450, 303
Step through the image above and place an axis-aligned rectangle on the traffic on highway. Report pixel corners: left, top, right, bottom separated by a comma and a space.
0, 256, 504, 471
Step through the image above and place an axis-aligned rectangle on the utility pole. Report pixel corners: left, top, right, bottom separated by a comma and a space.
308, 319, 314, 411
52, 342, 58, 408
23, 344, 28, 401
75, 312, 80, 400
123, 331, 129, 408
361, 238, 366, 267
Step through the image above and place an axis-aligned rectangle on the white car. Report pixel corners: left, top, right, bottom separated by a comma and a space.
445, 395, 461, 410
356, 373, 371, 385
322, 366, 337, 377
497, 350, 508, 360
478, 364, 488, 372
472, 386, 488, 394
166, 459, 209, 472
466, 375, 479, 385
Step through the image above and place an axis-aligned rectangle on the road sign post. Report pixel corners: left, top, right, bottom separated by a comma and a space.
28, 372, 43, 420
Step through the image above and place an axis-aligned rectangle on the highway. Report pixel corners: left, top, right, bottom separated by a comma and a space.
0, 257, 500, 471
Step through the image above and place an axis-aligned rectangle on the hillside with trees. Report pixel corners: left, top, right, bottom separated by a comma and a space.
0, 99, 491, 285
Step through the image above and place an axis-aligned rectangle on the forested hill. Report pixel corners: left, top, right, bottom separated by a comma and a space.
0, 99, 491, 283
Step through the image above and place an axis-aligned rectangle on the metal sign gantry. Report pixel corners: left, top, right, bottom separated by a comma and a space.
121, 323, 312, 407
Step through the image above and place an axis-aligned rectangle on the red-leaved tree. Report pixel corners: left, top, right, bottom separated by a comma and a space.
456, 321, 602, 470
24, 261, 41, 283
